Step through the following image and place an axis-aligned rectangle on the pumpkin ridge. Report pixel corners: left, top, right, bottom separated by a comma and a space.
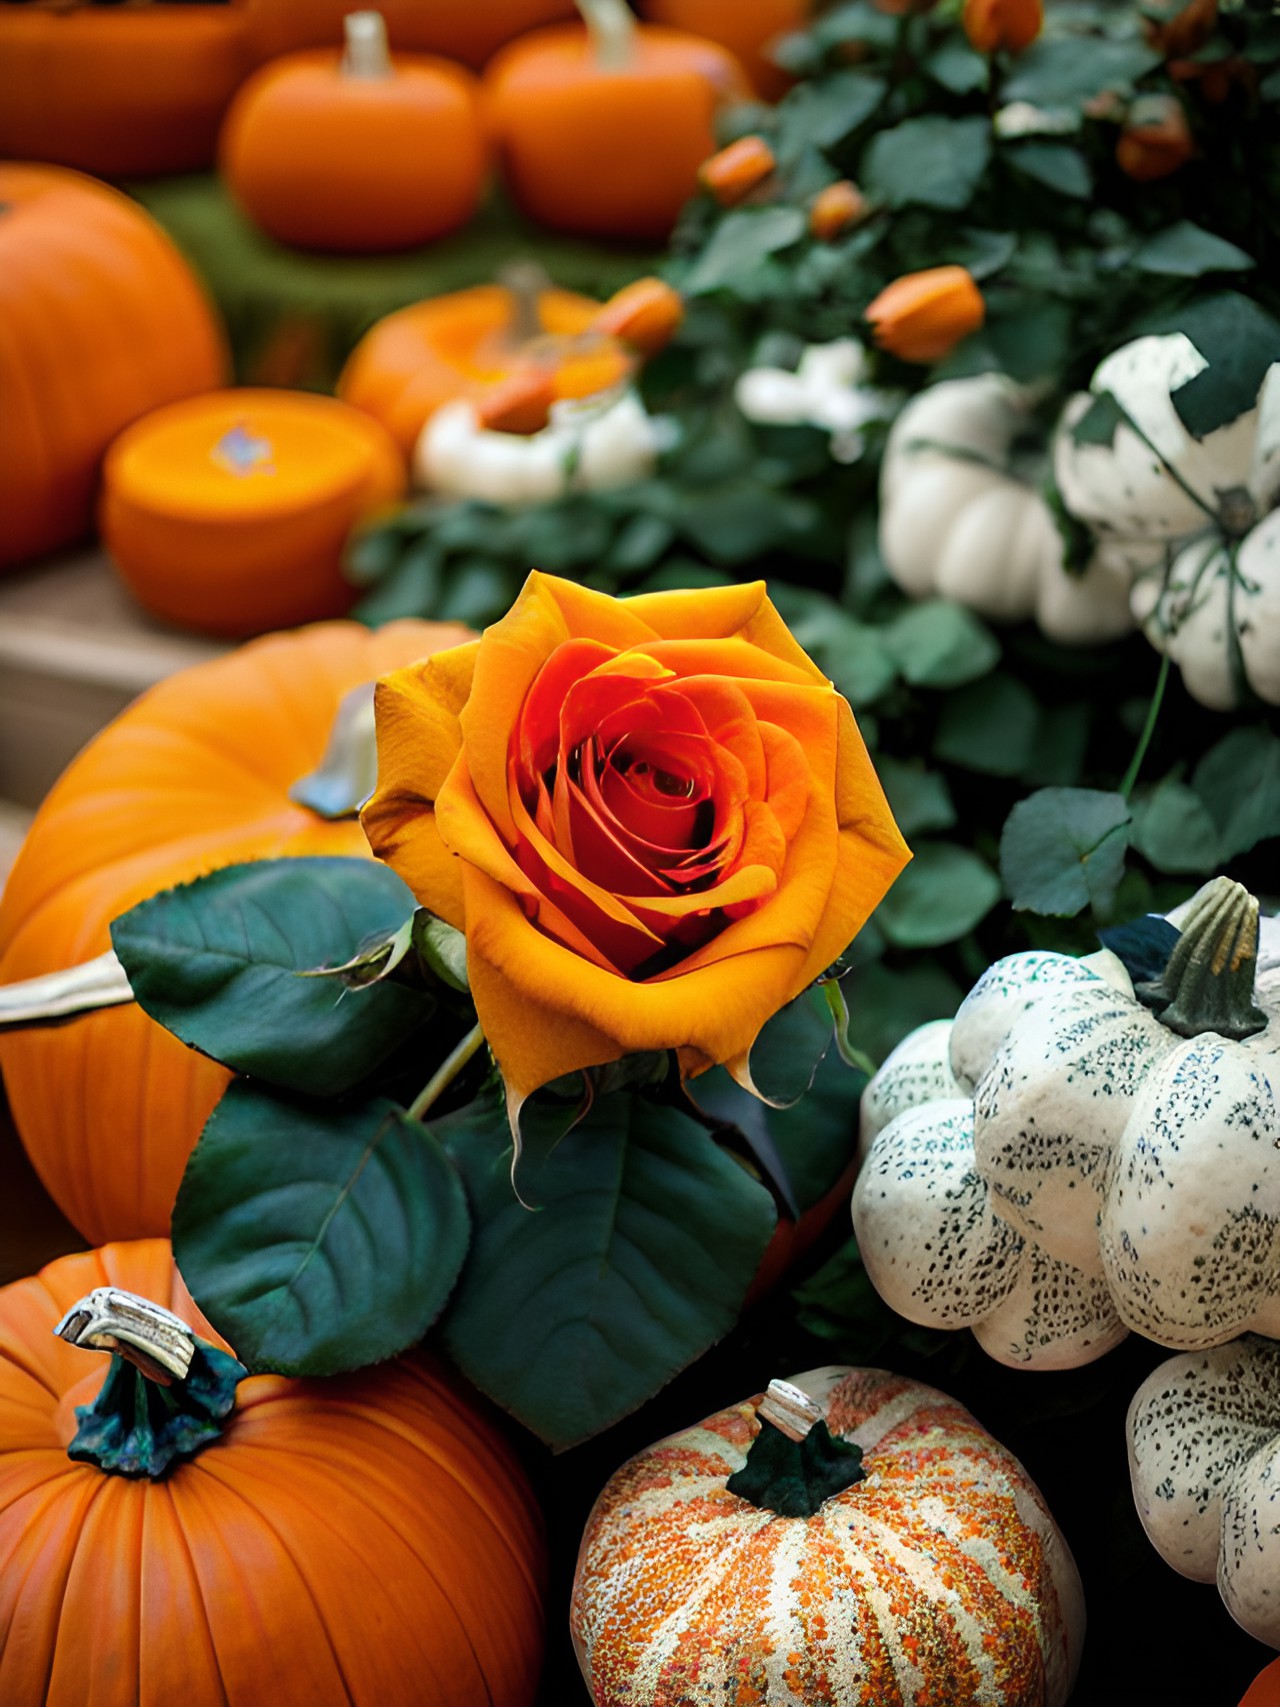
45, 1471, 123, 1707
155, 1479, 230, 1707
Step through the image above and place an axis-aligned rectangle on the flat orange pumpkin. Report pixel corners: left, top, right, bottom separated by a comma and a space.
0, 618, 469, 1244
0, 1238, 546, 1707
242, 0, 577, 70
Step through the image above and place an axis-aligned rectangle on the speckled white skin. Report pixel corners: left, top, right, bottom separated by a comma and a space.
1127, 1337, 1280, 1647
852, 1100, 1127, 1370
858, 1019, 960, 1161
947, 951, 1125, 1095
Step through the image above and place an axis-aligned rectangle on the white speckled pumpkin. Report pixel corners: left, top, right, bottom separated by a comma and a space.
1128, 1336, 1280, 1648
853, 879, 1280, 1367
571, 1365, 1085, 1706
879, 374, 1139, 645
1054, 331, 1280, 709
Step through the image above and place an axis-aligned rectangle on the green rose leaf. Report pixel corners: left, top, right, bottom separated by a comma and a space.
1192, 725, 1280, 860
876, 842, 1002, 948
683, 207, 808, 296
173, 1082, 470, 1375
438, 1091, 777, 1448
862, 116, 991, 212
112, 858, 435, 1096
1002, 38, 1162, 106
1001, 787, 1132, 916
1006, 143, 1092, 200
1132, 779, 1221, 875
780, 71, 885, 152
933, 674, 1041, 777
882, 601, 1001, 689
1132, 223, 1255, 279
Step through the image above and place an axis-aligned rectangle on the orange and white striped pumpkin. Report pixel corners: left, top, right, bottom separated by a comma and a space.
571, 1366, 1085, 1706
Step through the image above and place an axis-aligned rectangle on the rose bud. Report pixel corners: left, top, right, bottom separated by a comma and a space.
865, 266, 985, 364
809, 180, 870, 241
698, 135, 776, 207
592, 277, 684, 357
962, 0, 1043, 54
1116, 94, 1194, 181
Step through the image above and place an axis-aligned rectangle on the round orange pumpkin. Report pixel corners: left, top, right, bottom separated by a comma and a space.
0, 163, 228, 572
639, 0, 807, 99
572, 1366, 1086, 1705
0, 618, 469, 1245
1241, 1659, 1280, 1707
242, 0, 577, 70
219, 13, 488, 253
101, 388, 406, 636
483, 1, 750, 240
0, 3, 251, 178
0, 1238, 546, 1707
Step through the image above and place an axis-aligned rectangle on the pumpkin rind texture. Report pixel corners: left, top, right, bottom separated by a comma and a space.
0, 1239, 546, 1707
0, 163, 228, 570
0, 619, 469, 1244
571, 1365, 1085, 1705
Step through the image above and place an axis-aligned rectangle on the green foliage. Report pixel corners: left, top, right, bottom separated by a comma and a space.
1001, 788, 1132, 916
863, 117, 992, 212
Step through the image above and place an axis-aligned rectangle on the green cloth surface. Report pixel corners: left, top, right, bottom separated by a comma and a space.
130, 175, 658, 389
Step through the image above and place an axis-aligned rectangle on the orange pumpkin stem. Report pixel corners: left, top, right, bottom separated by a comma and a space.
54, 1287, 247, 1478
576, 0, 636, 68
342, 9, 394, 79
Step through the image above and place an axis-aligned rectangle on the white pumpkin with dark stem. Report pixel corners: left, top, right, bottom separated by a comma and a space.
853, 878, 1280, 1367
879, 373, 1139, 645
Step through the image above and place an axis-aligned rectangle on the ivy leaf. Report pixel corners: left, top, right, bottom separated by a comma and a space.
882, 602, 1000, 689
683, 207, 808, 296
173, 1083, 470, 1375
1132, 779, 1220, 875
1006, 143, 1092, 200
876, 843, 1001, 948
1132, 223, 1255, 279
1192, 725, 1280, 860
437, 1091, 776, 1447
726, 1419, 865, 1517
1002, 38, 1162, 106
862, 116, 992, 212
1001, 788, 1132, 916
112, 858, 435, 1096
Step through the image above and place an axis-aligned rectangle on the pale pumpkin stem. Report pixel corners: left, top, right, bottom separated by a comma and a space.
54, 1287, 246, 1478
576, 0, 636, 71
342, 11, 393, 80
0, 950, 134, 1030
498, 259, 556, 348
407, 1021, 487, 1122
724, 1375, 867, 1517
1136, 876, 1268, 1041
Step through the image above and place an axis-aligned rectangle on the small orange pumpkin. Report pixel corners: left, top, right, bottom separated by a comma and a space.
337, 275, 677, 460
101, 388, 406, 637
1241, 1658, 1280, 1707
638, 0, 807, 99
572, 1366, 1086, 1706
0, 618, 469, 1244
220, 11, 489, 253
0, 1238, 546, 1707
0, 2, 252, 178
0, 163, 227, 572
483, 0, 750, 240
242, 0, 577, 70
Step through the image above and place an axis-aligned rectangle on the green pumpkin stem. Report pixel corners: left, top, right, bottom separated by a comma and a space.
1135, 877, 1268, 1041
54, 1288, 246, 1479
726, 1378, 866, 1519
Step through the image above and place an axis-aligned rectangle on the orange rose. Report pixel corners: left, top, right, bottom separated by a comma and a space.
865, 265, 985, 364
363, 573, 908, 1107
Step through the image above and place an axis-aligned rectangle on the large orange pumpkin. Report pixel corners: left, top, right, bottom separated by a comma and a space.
0, 1238, 546, 1707
0, 163, 228, 572
0, 619, 469, 1245
483, 1, 750, 240
220, 13, 489, 253
572, 1366, 1086, 1706
639, 0, 807, 99
242, 0, 577, 70
0, 3, 252, 177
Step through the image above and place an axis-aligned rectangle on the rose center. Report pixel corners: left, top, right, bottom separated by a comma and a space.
617, 754, 696, 800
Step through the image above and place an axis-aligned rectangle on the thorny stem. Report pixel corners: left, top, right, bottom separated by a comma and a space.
407, 1022, 486, 1123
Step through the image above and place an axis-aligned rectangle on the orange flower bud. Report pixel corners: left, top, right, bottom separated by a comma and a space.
698, 135, 776, 207
865, 266, 985, 364
476, 368, 557, 435
1143, 0, 1218, 60
592, 277, 684, 356
962, 0, 1043, 54
1116, 94, 1194, 181
808, 180, 869, 241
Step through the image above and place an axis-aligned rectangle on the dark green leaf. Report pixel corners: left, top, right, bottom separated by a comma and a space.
1001, 787, 1132, 916
726, 1418, 865, 1517
882, 601, 1001, 689
683, 207, 808, 296
924, 37, 989, 94
679, 484, 819, 563
1132, 779, 1220, 874
1192, 725, 1280, 860
1070, 390, 1128, 448
1002, 38, 1162, 105
933, 675, 1041, 777
1007, 143, 1092, 199
745, 982, 835, 1107
1097, 914, 1181, 987
842, 958, 966, 1067
811, 0, 900, 52
412, 911, 470, 993
876, 757, 957, 838
768, 586, 899, 708
1132, 223, 1255, 279
438, 1091, 776, 1447
876, 842, 1001, 948
1162, 294, 1280, 439
112, 858, 433, 1095
862, 116, 992, 212
173, 1084, 470, 1375
781, 72, 885, 151
605, 511, 676, 572
985, 299, 1073, 386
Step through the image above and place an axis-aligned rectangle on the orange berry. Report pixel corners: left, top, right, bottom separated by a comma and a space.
698, 134, 776, 207
808, 180, 869, 240
865, 265, 985, 363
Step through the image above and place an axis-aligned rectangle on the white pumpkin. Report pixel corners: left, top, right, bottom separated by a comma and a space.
852, 879, 1280, 1368
735, 337, 900, 463
1054, 331, 1280, 708
878, 374, 1138, 645
1128, 1336, 1280, 1648
413, 388, 663, 503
